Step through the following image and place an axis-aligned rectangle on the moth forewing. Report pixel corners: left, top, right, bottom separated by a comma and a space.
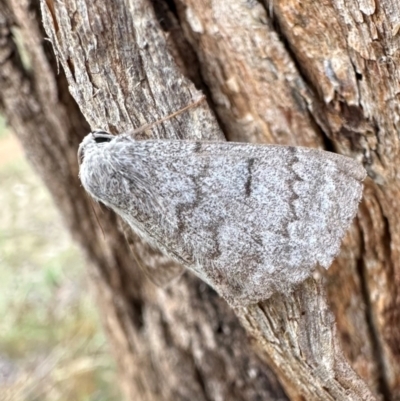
78, 134, 366, 307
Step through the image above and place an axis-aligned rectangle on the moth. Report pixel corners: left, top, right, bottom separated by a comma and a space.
78, 121, 366, 307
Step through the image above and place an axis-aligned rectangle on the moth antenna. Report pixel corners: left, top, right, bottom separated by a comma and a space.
126, 96, 206, 136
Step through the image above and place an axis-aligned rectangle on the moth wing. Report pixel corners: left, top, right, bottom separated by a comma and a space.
112, 140, 366, 306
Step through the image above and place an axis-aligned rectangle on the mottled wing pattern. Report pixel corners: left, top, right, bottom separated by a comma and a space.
80, 136, 366, 307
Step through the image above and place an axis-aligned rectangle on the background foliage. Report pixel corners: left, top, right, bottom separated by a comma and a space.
0, 126, 120, 401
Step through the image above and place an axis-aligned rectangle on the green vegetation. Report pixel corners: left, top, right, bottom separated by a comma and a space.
0, 132, 120, 401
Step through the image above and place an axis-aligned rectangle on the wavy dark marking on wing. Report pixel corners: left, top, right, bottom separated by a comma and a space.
244, 158, 255, 197
193, 141, 202, 153
174, 154, 223, 260
283, 147, 302, 238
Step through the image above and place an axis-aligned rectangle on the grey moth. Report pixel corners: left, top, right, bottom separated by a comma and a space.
78, 130, 366, 307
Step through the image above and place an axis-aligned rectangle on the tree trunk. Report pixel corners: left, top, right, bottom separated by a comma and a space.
1, 0, 399, 400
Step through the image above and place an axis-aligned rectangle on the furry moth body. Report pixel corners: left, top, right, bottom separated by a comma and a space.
78, 131, 366, 307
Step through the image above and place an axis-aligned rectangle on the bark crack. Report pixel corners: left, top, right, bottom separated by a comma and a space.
357, 219, 391, 401
258, 0, 336, 149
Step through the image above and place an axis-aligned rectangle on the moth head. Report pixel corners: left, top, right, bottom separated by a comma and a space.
78, 130, 114, 166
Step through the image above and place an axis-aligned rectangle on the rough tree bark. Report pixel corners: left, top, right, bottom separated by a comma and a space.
1, 0, 399, 400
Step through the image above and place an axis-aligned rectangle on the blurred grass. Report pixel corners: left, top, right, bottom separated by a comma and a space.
0, 130, 120, 401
